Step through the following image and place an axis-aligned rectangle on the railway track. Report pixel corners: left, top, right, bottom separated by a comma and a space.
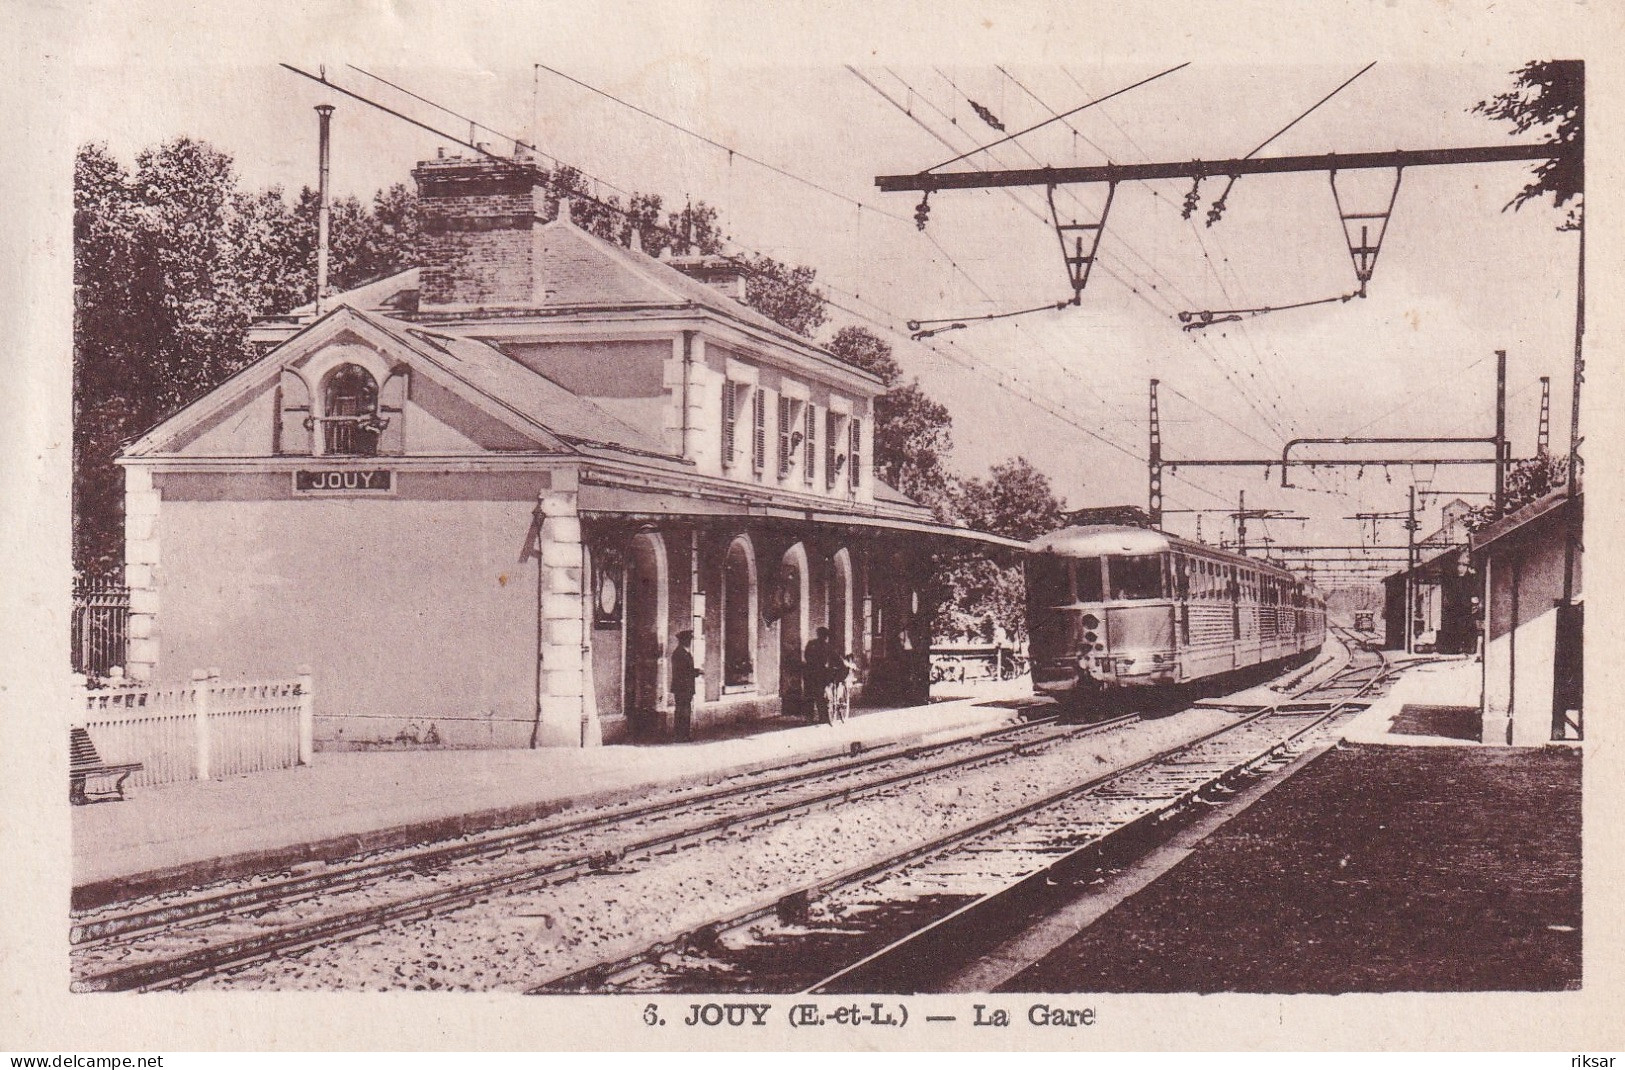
72, 704, 1117, 991
537, 637, 1398, 994
75, 632, 1389, 993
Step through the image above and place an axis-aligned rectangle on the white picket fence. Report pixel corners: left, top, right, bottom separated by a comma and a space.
72, 669, 313, 789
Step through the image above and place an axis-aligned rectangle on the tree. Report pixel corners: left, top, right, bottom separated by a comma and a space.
874, 382, 956, 512
951, 456, 1067, 542
73, 139, 424, 579
934, 458, 1067, 642
742, 254, 827, 337
1464, 453, 1569, 532
1474, 60, 1583, 228
828, 325, 902, 385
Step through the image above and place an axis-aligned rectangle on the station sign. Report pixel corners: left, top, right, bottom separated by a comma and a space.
293, 469, 394, 494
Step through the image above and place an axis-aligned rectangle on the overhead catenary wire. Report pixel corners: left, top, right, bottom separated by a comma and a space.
864, 66, 1311, 479
889, 66, 1302, 449
1197, 62, 1376, 225
925, 63, 1190, 173
1010, 66, 1312, 446
1056, 65, 1313, 442
529, 62, 915, 225
293, 63, 1230, 509
1178, 291, 1361, 330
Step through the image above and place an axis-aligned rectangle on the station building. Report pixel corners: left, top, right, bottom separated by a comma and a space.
118, 153, 1018, 748
1382, 498, 1478, 655
1471, 484, 1583, 745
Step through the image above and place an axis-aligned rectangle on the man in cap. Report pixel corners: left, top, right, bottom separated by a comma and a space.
671, 629, 702, 742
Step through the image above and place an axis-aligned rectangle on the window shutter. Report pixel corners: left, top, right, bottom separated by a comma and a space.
849, 417, 862, 491
826, 410, 838, 488
275, 369, 312, 456
752, 388, 766, 472
778, 395, 792, 477
804, 404, 817, 485
721, 380, 736, 466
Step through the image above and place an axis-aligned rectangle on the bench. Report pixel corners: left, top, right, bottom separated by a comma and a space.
70, 727, 143, 804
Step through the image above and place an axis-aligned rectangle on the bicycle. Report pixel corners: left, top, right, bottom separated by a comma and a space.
824, 678, 851, 725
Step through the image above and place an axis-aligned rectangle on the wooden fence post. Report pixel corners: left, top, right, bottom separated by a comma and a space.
297, 665, 314, 766
191, 669, 212, 780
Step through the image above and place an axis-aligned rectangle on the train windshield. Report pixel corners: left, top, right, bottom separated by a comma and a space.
1027, 555, 1073, 607
1107, 554, 1165, 600
1074, 557, 1103, 602
1026, 555, 1104, 606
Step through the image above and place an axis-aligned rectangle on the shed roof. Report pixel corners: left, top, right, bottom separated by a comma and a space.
1469, 484, 1581, 554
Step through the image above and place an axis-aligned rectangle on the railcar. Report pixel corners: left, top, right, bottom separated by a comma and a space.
1025, 524, 1325, 708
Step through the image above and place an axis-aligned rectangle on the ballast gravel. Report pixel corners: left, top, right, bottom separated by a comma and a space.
196, 707, 1242, 991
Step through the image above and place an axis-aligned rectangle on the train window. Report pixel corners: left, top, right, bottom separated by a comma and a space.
1074, 557, 1104, 602
1027, 555, 1073, 607
1107, 554, 1164, 601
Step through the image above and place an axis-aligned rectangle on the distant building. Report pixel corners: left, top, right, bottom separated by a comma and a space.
1471, 485, 1583, 745
117, 153, 1018, 748
1382, 498, 1478, 655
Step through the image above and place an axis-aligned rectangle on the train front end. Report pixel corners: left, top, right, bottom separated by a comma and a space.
1026, 527, 1179, 702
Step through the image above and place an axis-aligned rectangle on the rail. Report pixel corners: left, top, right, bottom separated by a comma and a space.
72, 710, 1109, 989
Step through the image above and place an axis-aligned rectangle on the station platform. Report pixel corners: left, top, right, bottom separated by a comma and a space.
996, 737, 1582, 994
72, 678, 1033, 907
960, 649, 1586, 996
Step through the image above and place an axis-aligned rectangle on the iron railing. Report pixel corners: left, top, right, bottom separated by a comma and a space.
72, 583, 129, 678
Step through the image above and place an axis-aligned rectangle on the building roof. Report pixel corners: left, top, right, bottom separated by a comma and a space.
386, 320, 669, 456
1469, 484, 1581, 554
1381, 544, 1467, 586
124, 304, 671, 461
278, 269, 421, 318
251, 215, 883, 389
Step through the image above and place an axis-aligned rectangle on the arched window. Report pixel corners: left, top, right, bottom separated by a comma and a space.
321, 363, 382, 456
723, 535, 757, 688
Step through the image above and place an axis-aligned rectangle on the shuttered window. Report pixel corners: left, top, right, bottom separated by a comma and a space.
778, 395, 793, 477
804, 404, 817, 485
849, 417, 862, 491
721, 379, 737, 467
752, 387, 767, 473
826, 410, 839, 488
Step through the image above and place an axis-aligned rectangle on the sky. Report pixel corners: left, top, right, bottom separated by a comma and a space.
59, 2, 1594, 586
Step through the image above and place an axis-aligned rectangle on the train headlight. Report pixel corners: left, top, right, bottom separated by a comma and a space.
1081, 614, 1100, 630
1082, 630, 1098, 645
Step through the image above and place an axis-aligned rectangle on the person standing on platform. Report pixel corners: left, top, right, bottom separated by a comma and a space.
803, 627, 834, 722
671, 630, 702, 742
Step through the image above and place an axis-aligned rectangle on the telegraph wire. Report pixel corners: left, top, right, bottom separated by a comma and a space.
896, 66, 1299, 450
926, 63, 1190, 173
1053, 64, 1307, 436
1002, 66, 1308, 444
1196, 62, 1376, 227
529, 62, 915, 225
291, 62, 1230, 509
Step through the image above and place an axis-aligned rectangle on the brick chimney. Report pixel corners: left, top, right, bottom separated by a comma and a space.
667, 254, 750, 303
413, 154, 548, 308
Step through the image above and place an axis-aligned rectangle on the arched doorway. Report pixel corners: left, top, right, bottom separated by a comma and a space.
624, 531, 668, 740
722, 535, 758, 690
778, 542, 811, 716
830, 547, 854, 661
